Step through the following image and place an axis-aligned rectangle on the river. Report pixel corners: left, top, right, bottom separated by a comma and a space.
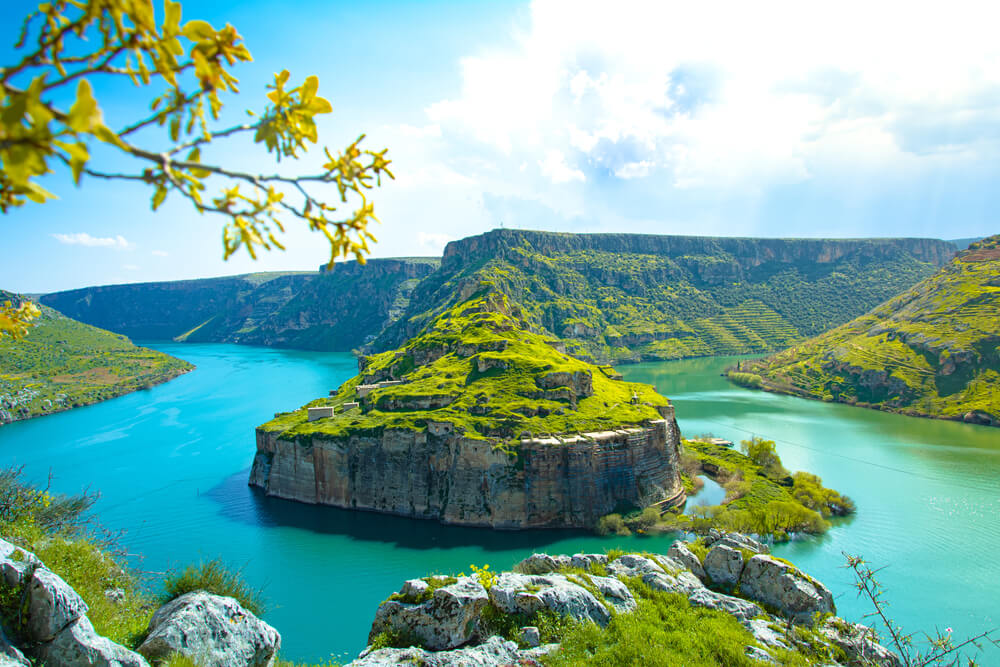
0, 344, 996, 663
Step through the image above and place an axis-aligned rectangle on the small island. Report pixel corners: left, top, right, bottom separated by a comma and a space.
249, 289, 687, 529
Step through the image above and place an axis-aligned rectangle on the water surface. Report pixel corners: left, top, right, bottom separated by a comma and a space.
0, 345, 996, 662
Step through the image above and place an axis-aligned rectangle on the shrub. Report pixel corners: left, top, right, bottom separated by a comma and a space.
739, 437, 789, 479
625, 507, 661, 532
595, 513, 630, 536
162, 558, 265, 616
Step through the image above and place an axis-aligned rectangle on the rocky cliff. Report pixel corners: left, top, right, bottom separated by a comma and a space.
40, 258, 439, 350
374, 229, 957, 363
735, 234, 1000, 426
249, 291, 685, 529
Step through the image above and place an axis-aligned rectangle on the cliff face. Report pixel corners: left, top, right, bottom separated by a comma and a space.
250, 292, 685, 529
736, 234, 1000, 426
249, 417, 683, 529
40, 258, 439, 351
376, 229, 957, 364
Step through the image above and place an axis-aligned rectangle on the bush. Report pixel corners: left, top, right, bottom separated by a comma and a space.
595, 513, 630, 536
624, 507, 661, 532
727, 372, 763, 389
739, 437, 789, 479
791, 472, 856, 517
162, 558, 265, 616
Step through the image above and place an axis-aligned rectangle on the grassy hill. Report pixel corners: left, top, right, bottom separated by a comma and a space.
729, 235, 1000, 426
373, 229, 956, 364
261, 288, 671, 442
0, 292, 193, 424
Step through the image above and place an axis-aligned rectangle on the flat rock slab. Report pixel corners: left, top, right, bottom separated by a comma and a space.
739, 555, 835, 624
349, 636, 556, 666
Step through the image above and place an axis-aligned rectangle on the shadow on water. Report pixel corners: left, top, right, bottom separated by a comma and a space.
204, 469, 595, 553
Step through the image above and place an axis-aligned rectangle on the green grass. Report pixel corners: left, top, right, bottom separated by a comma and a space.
0, 293, 192, 422
259, 290, 672, 443
162, 558, 265, 616
737, 235, 1000, 424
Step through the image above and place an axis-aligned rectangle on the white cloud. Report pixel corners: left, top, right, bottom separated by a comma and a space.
416, 232, 453, 255
52, 233, 132, 249
539, 150, 585, 184
410, 0, 1000, 196
151, 250, 169, 257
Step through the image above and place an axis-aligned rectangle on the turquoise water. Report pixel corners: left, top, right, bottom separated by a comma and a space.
0, 345, 997, 663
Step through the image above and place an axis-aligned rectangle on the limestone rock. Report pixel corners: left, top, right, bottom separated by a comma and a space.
820, 617, 902, 667
138, 592, 280, 667
369, 578, 488, 651
349, 635, 555, 666
514, 554, 571, 575
488, 573, 614, 627
746, 618, 790, 650
641, 570, 704, 596
519, 626, 540, 648
38, 616, 149, 667
606, 554, 664, 579
569, 554, 607, 571
703, 544, 745, 589
0, 539, 41, 589
713, 532, 769, 555
25, 566, 89, 642
667, 541, 706, 581
589, 576, 637, 614
0, 627, 28, 667
687, 588, 763, 624
744, 645, 776, 664
739, 555, 835, 624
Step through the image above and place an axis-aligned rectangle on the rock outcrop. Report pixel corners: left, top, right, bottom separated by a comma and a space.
0, 537, 149, 667
348, 532, 901, 666
137, 591, 281, 667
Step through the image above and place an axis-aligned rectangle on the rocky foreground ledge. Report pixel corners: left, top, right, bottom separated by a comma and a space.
350, 531, 901, 666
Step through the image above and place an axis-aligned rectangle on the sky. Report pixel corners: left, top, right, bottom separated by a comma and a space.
2, 0, 999, 293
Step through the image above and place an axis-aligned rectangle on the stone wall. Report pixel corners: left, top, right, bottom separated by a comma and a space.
248, 416, 684, 529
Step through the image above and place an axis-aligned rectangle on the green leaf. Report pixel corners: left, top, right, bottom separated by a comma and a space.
54, 140, 90, 185
66, 79, 101, 133
164, 0, 182, 33
182, 19, 215, 41
301, 75, 319, 103
152, 186, 168, 210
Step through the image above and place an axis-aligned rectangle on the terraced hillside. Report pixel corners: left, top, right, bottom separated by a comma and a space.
0, 292, 192, 424
731, 235, 1000, 426
373, 229, 956, 363
41, 258, 439, 351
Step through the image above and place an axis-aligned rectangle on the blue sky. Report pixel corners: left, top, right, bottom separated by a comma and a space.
2, 0, 999, 293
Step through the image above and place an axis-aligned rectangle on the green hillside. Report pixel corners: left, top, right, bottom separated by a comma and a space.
260, 288, 671, 443
730, 235, 1000, 426
374, 229, 956, 364
0, 292, 193, 424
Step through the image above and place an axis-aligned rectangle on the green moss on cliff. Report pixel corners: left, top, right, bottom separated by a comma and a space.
733, 235, 1000, 425
259, 290, 671, 442
0, 293, 193, 423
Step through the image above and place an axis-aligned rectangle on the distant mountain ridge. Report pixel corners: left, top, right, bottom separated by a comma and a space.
373, 229, 957, 363
732, 234, 999, 426
41, 258, 439, 350
40, 230, 957, 364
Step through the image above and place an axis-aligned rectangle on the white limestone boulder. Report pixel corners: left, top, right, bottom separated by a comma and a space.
488, 573, 618, 627
703, 544, 745, 589
138, 591, 280, 667
739, 555, 835, 624
37, 616, 149, 667
369, 577, 488, 651
667, 541, 706, 581
349, 635, 555, 666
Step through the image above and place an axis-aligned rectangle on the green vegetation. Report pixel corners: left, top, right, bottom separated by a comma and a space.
597, 438, 854, 541
0, 292, 193, 423
734, 235, 1000, 426
541, 578, 832, 666
259, 289, 672, 443
376, 229, 952, 364
162, 558, 265, 616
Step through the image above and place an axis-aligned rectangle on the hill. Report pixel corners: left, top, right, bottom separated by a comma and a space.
729, 235, 1000, 426
250, 289, 687, 528
40, 258, 440, 350
373, 229, 956, 363
0, 292, 193, 424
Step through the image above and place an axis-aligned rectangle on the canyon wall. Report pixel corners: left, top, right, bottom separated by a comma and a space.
248, 414, 684, 529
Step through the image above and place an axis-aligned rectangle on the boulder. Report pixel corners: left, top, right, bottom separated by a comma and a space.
606, 554, 664, 579
369, 578, 487, 651
715, 533, 769, 555
667, 541, 706, 581
514, 554, 571, 575
0, 627, 28, 667
641, 571, 704, 596
25, 566, 89, 642
37, 616, 149, 667
349, 635, 555, 666
687, 588, 763, 624
744, 645, 776, 664
519, 626, 540, 648
0, 539, 41, 589
569, 554, 608, 571
746, 618, 790, 650
703, 544, 745, 589
589, 576, 637, 614
820, 617, 902, 667
488, 573, 615, 627
739, 555, 835, 624
138, 592, 280, 667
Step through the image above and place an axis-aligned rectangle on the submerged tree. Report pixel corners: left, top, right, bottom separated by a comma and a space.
0, 0, 393, 338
